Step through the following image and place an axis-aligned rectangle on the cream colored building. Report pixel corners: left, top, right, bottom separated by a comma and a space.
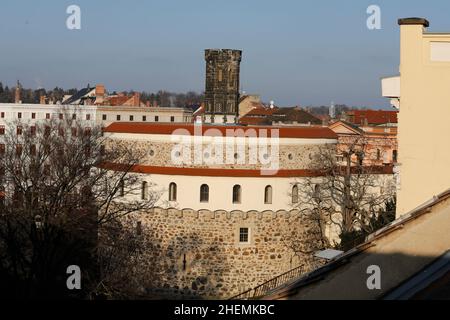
382, 18, 450, 217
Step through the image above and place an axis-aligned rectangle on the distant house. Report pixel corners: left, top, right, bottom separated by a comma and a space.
342, 109, 398, 126
269, 107, 322, 126
329, 120, 398, 166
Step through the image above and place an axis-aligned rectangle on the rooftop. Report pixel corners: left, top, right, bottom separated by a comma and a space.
104, 122, 338, 139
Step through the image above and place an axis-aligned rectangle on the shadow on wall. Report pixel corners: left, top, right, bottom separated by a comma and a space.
263, 251, 450, 300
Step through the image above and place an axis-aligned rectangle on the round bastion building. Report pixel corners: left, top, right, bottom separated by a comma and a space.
104, 122, 338, 299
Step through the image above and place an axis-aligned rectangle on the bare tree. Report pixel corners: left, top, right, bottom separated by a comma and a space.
291, 138, 396, 251
0, 110, 159, 298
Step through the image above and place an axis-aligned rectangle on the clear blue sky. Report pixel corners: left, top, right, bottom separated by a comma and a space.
1, 0, 450, 108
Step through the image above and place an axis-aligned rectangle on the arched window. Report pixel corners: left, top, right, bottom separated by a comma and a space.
292, 185, 299, 204
264, 185, 273, 204
233, 185, 242, 204
169, 182, 177, 201
141, 181, 148, 200
200, 184, 209, 203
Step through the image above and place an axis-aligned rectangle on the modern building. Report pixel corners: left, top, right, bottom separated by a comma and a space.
382, 18, 450, 216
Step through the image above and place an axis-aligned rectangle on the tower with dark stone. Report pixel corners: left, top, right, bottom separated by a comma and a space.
204, 49, 242, 124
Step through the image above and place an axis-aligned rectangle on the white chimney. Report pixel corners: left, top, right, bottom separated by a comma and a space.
270, 100, 275, 109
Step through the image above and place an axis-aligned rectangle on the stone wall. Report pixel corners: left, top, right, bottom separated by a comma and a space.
113, 139, 324, 171
128, 208, 324, 299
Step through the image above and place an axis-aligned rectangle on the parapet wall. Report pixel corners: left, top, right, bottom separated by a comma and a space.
131, 207, 324, 299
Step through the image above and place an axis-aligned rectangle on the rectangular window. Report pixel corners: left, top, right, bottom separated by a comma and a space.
17, 126, 22, 135
30, 126, 36, 136
102, 114, 107, 121
32, 113, 36, 119
239, 228, 249, 243
142, 115, 147, 122
71, 127, 77, 137
171, 116, 175, 122
86, 114, 91, 121
0, 144, 5, 155
18, 112, 22, 119
46, 113, 50, 119
155, 116, 159, 122
0, 126, 4, 135
72, 114, 76, 120
59, 113, 63, 120
1, 112, 4, 118
129, 115, 134, 121
117, 115, 121, 121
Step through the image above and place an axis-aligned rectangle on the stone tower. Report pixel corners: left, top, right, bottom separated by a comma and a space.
204, 49, 242, 124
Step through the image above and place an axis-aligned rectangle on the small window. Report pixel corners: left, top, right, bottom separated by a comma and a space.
155, 116, 159, 122
117, 115, 121, 121
292, 185, 299, 204
30, 144, 37, 156
46, 113, 50, 119
71, 127, 77, 137
1, 112, 4, 118
86, 114, 91, 121
129, 115, 134, 121
239, 228, 249, 243
0, 126, 4, 135
17, 126, 22, 135
233, 185, 241, 204
31, 113, 36, 119
170, 116, 175, 122
141, 181, 148, 200
393, 150, 398, 163
16, 144, 23, 157
102, 114, 107, 121
59, 113, 63, 120
18, 112, 22, 119
377, 149, 381, 161
0, 144, 5, 155
119, 180, 125, 197
264, 185, 272, 204
72, 114, 76, 120
169, 182, 177, 201
142, 115, 147, 122
84, 127, 91, 136
200, 184, 209, 203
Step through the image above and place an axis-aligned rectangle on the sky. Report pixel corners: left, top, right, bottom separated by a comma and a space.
1, 0, 450, 108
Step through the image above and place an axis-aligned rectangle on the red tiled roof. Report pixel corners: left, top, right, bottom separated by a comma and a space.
347, 110, 398, 125
104, 122, 338, 139
238, 116, 271, 126
101, 163, 394, 177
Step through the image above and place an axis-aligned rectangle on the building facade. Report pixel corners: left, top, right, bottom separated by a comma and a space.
382, 18, 450, 217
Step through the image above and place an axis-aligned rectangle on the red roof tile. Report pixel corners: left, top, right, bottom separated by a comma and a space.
101, 163, 394, 177
104, 123, 338, 139
346, 110, 398, 125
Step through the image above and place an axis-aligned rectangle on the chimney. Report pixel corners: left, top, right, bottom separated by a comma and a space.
269, 100, 275, 109
15, 81, 21, 104
133, 92, 141, 107
95, 84, 105, 105
40, 95, 47, 105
